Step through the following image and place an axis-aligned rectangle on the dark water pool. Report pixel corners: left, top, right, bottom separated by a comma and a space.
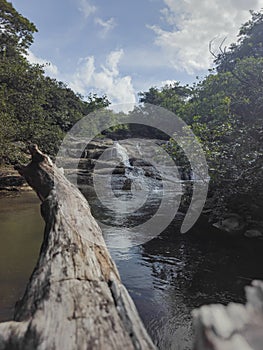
103, 216, 263, 349
0, 191, 263, 349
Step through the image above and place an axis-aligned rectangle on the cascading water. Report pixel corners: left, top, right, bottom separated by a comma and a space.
113, 141, 153, 191
113, 141, 131, 168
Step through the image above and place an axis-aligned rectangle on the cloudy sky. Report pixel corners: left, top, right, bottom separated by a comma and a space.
12, 0, 263, 105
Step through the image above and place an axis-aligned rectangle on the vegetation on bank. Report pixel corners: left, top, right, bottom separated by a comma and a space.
139, 10, 263, 222
0, 0, 262, 226
0, 0, 109, 164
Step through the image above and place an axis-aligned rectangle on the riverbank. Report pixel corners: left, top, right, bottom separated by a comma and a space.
0, 165, 32, 197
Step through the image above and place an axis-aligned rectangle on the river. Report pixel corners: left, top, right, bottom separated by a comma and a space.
0, 192, 44, 321
0, 190, 263, 350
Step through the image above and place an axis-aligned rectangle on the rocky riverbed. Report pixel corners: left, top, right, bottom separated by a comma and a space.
55, 136, 263, 240
0, 166, 31, 197
1, 137, 262, 239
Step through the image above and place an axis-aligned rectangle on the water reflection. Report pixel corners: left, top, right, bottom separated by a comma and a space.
0, 192, 43, 321
108, 222, 263, 349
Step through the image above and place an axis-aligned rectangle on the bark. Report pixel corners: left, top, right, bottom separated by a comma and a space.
0, 145, 155, 350
193, 280, 263, 350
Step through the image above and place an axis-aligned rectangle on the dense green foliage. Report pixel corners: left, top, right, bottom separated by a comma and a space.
0, 0, 109, 164
1, 1, 262, 223
215, 10, 263, 72
139, 10, 263, 220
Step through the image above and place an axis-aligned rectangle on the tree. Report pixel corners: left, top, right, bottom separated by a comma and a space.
0, 0, 37, 58
0, 0, 110, 163
138, 10, 263, 224
215, 10, 263, 72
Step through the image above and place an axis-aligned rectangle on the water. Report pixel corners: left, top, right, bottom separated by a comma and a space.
0, 192, 44, 321
112, 229, 261, 350
88, 180, 263, 349
1, 188, 263, 349
113, 141, 131, 168
80, 136, 263, 350
81, 140, 263, 349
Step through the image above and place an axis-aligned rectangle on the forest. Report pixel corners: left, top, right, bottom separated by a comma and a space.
0, 0, 109, 163
0, 1, 263, 349
139, 10, 263, 226
1, 0, 262, 230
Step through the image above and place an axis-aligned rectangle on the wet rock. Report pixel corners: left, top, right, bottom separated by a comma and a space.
112, 166, 126, 175
122, 178, 132, 191
0, 175, 24, 187
244, 229, 263, 238
213, 214, 246, 234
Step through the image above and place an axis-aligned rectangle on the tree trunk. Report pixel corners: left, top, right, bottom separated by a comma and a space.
193, 280, 263, 350
0, 145, 156, 350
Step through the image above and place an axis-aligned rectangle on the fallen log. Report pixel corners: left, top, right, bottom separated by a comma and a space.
193, 280, 263, 350
0, 145, 155, 350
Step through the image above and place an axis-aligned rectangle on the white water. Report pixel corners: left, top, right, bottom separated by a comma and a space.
113, 141, 131, 168
114, 141, 152, 191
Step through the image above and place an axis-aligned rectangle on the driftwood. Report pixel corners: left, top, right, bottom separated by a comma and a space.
0, 145, 155, 350
193, 280, 263, 350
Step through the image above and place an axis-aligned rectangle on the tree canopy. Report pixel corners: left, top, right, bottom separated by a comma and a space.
1, 0, 262, 225
0, 0, 109, 163
0, 0, 37, 57
139, 10, 263, 222
215, 10, 263, 72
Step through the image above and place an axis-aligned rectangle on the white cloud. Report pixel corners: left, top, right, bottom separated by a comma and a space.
26, 49, 136, 110
95, 17, 116, 37
78, 0, 96, 19
26, 51, 59, 77
150, 0, 262, 74
121, 47, 173, 70
69, 50, 136, 106
161, 79, 179, 87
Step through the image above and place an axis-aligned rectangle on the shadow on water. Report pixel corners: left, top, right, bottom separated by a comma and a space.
108, 217, 263, 350
0, 192, 43, 321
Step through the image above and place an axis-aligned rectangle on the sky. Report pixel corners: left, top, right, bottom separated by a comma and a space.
11, 0, 263, 105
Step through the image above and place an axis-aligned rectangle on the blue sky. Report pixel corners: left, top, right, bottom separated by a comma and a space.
11, 0, 263, 105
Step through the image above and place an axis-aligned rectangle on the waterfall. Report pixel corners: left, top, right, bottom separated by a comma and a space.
113, 141, 131, 168
113, 141, 151, 191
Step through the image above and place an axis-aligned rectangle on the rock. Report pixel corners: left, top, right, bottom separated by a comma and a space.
0, 175, 24, 187
244, 229, 263, 238
112, 166, 126, 175
0, 167, 27, 195
193, 280, 263, 350
122, 178, 132, 190
213, 214, 245, 234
